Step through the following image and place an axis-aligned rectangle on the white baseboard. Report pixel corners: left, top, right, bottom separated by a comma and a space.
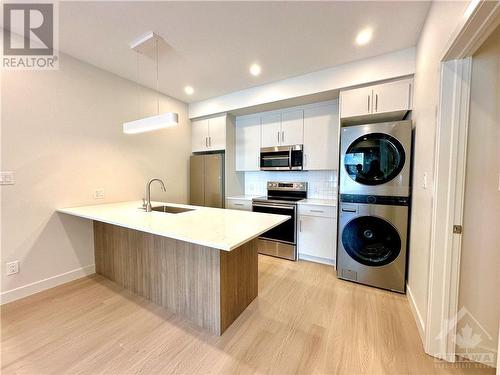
407, 283, 426, 344
0, 264, 95, 305
298, 253, 335, 267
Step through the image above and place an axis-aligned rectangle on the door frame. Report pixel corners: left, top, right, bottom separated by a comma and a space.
425, 0, 500, 363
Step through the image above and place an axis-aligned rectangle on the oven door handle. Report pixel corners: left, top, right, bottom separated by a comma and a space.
252, 203, 295, 210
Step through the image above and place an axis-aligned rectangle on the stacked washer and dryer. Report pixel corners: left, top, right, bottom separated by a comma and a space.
337, 120, 412, 293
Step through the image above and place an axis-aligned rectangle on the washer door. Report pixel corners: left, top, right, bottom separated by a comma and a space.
344, 133, 406, 186
342, 216, 401, 267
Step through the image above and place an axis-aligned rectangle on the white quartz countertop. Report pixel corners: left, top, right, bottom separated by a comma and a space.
57, 201, 289, 251
297, 198, 337, 207
226, 195, 261, 201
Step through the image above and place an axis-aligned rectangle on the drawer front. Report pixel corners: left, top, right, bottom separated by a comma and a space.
226, 199, 252, 211
298, 204, 335, 218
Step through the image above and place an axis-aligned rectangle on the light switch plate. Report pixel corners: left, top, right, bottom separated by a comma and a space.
0, 171, 15, 185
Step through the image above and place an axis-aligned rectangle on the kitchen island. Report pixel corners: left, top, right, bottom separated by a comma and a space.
58, 201, 288, 335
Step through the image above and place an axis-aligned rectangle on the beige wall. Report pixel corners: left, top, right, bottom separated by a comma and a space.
407, 0, 469, 334
457, 25, 500, 362
1, 53, 191, 302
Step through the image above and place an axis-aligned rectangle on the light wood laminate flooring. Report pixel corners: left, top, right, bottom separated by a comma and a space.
1, 256, 495, 375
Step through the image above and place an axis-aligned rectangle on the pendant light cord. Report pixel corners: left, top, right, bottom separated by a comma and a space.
156, 38, 159, 115
136, 51, 140, 119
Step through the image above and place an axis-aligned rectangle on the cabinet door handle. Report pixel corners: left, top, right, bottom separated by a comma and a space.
277, 131, 280, 144
234, 203, 244, 206
209, 136, 212, 147
304, 153, 307, 167
205, 137, 208, 147
375, 94, 378, 112
367, 95, 371, 112
281, 130, 285, 143
310, 209, 324, 213
299, 219, 302, 232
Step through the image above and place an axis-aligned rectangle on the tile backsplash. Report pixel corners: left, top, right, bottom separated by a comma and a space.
244, 171, 337, 199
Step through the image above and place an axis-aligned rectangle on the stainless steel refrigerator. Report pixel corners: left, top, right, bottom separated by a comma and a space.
190, 154, 224, 208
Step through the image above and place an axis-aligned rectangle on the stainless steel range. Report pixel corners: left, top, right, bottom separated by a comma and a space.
252, 182, 307, 261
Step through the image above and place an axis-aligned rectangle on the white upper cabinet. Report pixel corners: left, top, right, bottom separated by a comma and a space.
236, 116, 261, 171
339, 86, 373, 118
340, 78, 413, 121
371, 80, 412, 114
261, 110, 304, 148
235, 101, 338, 171
261, 112, 281, 148
303, 103, 339, 170
281, 109, 304, 146
207, 115, 226, 151
191, 115, 226, 152
191, 119, 209, 153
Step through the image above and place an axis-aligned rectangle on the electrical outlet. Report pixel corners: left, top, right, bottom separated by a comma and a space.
93, 188, 105, 200
0, 171, 15, 185
6, 261, 19, 276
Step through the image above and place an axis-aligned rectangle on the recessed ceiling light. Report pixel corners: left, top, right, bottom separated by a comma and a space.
355, 28, 373, 46
249, 63, 261, 76
184, 86, 194, 95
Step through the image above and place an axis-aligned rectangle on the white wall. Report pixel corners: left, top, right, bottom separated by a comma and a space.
188, 47, 416, 119
457, 25, 500, 363
1, 53, 192, 303
407, 0, 470, 336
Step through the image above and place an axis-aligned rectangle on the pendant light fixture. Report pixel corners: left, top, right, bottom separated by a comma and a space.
123, 32, 178, 134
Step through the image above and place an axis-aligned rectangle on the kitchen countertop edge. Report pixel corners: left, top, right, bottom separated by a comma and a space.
57, 201, 289, 251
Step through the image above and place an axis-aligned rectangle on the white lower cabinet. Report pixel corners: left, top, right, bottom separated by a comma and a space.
298, 206, 336, 266
226, 198, 252, 211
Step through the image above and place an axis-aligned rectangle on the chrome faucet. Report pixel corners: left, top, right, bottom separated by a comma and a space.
144, 178, 166, 212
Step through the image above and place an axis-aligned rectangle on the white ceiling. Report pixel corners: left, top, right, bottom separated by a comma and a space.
59, 1, 431, 103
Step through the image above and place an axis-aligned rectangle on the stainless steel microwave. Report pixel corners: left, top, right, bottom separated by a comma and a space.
260, 145, 303, 171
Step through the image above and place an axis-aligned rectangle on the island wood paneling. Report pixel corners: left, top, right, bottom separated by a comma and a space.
220, 239, 258, 332
93, 221, 257, 335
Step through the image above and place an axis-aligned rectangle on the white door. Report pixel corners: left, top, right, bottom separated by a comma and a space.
456, 30, 500, 363
372, 80, 412, 114
236, 116, 261, 171
281, 109, 304, 146
192, 118, 209, 152
261, 112, 281, 148
207, 115, 226, 151
340, 86, 373, 118
303, 104, 338, 170
298, 215, 336, 262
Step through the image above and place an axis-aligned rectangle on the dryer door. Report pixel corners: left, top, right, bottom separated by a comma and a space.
344, 133, 405, 186
341, 215, 401, 267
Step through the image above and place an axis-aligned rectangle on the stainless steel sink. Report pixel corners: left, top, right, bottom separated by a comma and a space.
151, 205, 194, 214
